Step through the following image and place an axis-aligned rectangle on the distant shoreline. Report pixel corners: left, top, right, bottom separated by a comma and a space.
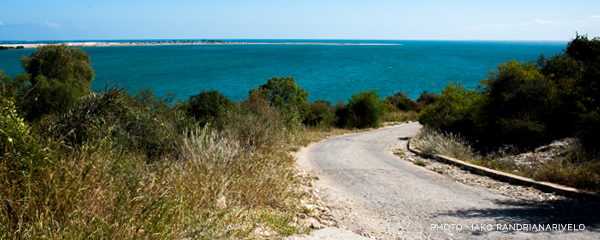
0, 40, 402, 49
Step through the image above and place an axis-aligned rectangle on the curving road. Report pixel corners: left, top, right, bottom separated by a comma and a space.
295, 122, 600, 239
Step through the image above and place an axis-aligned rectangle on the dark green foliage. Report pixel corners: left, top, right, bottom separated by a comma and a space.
39, 87, 181, 161
18, 44, 95, 121
249, 77, 309, 108
418, 82, 482, 137
578, 112, 600, 154
420, 34, 600, 153
298, 100, 336, 127
0, 96, 40, 161
416, 90, 438, 105
336, 90, 385, 129
183, 90, 234, 129
334, 101, 352, 128
480, 60, 553, 147
385, 92, 417, 111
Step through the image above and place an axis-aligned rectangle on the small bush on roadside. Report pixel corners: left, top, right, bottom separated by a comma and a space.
337, 89, 386, 129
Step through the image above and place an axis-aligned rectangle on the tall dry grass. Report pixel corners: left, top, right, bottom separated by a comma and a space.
381, 110, 419, 123
410, 128, 475, 160
0, 95, 308, 238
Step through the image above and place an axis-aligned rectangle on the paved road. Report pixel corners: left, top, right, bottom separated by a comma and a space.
295, 123, 600, 239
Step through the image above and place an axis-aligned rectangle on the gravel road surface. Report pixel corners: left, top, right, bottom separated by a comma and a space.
293, 122, 600, 239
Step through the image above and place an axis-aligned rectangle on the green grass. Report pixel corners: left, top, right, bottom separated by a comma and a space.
413, 159, 429, 166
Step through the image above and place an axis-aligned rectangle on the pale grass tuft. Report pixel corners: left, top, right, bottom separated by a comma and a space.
180, 127, 239, 167
411, 128, 475, 160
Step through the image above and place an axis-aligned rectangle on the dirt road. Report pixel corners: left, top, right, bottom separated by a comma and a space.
294, 122, 600, 239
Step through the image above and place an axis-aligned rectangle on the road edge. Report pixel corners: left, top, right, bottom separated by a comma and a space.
407, 140, 600, 201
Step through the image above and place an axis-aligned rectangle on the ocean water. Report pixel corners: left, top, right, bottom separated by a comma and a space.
0, 40, 567, 103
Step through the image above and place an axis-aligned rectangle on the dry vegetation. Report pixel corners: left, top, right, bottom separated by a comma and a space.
411, 129, 600, 192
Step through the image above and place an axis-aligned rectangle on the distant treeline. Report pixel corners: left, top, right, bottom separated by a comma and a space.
0, 46, 24, 50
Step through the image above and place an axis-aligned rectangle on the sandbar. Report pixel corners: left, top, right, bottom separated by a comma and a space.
0, 40, 401, 49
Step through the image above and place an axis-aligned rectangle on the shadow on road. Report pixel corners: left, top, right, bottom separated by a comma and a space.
435, 198, 600, 237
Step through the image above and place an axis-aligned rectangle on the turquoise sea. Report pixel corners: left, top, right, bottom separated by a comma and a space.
0, 40, 567, 103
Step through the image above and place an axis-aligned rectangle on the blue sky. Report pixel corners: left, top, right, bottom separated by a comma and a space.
1, 0, 599, 41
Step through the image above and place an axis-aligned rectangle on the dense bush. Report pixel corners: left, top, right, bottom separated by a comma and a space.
336, 89, 386, 129
39, 87, 182, 161
418, 82, 482, 137
479, 60, 554, 147
385, 91, 417, 111
182, 89, 234, 129
419, 34, 600, 153
416, 90, 438, 106
298, 100, 336, 128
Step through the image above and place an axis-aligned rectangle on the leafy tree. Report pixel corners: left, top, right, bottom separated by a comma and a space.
18, 44, 95, 121
249, 77, 308, 108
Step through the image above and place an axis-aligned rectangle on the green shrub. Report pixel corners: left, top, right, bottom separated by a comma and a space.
0, 97, 44, 164
298, 100, 336, 128
183, 90, 234, 129
39, 87, 182, 161
385, 92, 417, 111
416, 90, 438, 105
418, 82, 482, 136
341, 89, 386, 129
479, 60, 555, 147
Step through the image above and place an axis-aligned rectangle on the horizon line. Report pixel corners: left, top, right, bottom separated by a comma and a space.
0, 38, 572, 43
